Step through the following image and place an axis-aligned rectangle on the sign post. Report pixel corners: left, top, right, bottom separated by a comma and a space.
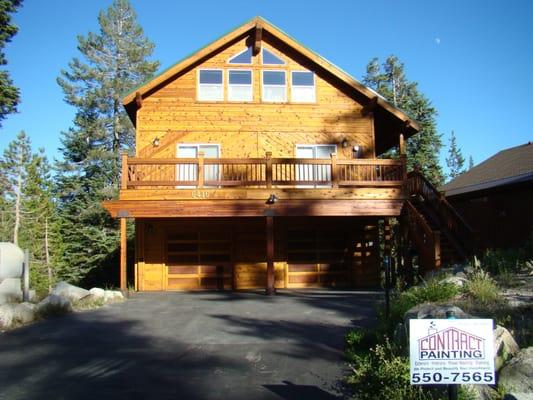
409, 318, 495, 390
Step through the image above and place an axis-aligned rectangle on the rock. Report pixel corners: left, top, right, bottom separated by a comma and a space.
464, 265, 475, 274
503, 393, 533, 400
404, 303, 471, 325
494, 325, 520, 371
12, 302, 36, 324
441, 276, 468, 287
462, 384, 500, 400
0, 303, 14, 328
37, 294, 72, 317
499, 347, 533, 396
103, 290, 124, 303
455, 271, 467, 279
0, 292, 20, 305
51, 281, 89, 302
88, 287, 106, 298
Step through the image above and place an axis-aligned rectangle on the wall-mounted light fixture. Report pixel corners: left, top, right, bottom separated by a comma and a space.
266, 194, 278, 204
353, 145, 361, 159
341, 138, 349, 148
152, 137, 160, 147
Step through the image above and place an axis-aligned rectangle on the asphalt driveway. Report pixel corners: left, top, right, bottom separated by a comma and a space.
0, 290, 380, 400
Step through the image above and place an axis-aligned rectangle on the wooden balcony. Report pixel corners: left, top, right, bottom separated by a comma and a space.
104, 153, 407, 218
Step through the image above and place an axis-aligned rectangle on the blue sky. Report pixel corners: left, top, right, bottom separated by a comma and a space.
1, 0, 532, 175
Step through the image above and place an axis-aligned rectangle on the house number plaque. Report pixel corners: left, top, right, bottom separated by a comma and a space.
192, 190, 210, 199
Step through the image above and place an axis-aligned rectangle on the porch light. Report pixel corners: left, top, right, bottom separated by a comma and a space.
152, 137, 160, 147
267, 194, 278, 204
341, 138, 349, 148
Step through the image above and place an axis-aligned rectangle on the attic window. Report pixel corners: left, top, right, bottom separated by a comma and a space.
198, 69, 223, 101
262, 48, 285, 65
228, 70, 252, 101
262, 70, 286, 102
291, 71, 315, 102
228, 47, 252, 64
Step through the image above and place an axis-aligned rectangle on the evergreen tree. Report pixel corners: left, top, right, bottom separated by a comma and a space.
0, 130, 31, 245
0, 0, 22, 126
468, 155, 474, 170
446, 131, 465, 181
55, 0, 159, 283
363, 56, 444, 186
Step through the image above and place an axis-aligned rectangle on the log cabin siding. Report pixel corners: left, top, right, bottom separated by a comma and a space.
135, 37, 375, 160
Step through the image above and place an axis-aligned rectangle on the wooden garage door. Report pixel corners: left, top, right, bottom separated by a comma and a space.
286, 229, 350, 288
166, 231, 232, 290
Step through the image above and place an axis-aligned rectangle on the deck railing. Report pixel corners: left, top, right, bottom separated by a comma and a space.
121, 152, 406, 190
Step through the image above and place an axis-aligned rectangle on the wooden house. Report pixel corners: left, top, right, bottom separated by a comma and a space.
441, 142, 533, 250
103, 17, 424, 293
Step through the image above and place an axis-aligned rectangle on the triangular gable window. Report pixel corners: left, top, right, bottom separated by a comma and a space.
262, 48, 285, 65
228, 47, 252, 64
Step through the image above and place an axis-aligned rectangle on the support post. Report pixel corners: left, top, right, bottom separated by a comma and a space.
197, 151, 205, 188
120, 217, 127, 291
331, 152, 338, 188
265, 151, 272, 189
121, 152, 128, 190
399, 133, 405, 155
266, 216, 275, 295
23, 249, 30, 302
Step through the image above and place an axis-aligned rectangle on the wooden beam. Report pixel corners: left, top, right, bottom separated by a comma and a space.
399, 133, 405, 156
362, 96, 378, 116
266, 216, 275, 295
102, 199, 405, 218
120, 217, 127, 291
135, 92, 142, 108
121, 152, 128, 190
253, 24, 263, 55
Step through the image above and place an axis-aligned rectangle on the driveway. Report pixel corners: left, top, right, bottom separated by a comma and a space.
0, 290, 380, 400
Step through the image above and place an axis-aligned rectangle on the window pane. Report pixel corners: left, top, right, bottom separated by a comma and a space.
292, 86, 315, 102
263, 86, 285, 102
228, 85, 253, 101
198, 85, 223, 101
316, 145, 336, 158
263, 71, 285, 85
229, 47, 252, 64
199, 145, 219, 158
262, 48, 285, 65
229, 70, 252, 84
292, 71, 314, 86
199, 70, 222, 84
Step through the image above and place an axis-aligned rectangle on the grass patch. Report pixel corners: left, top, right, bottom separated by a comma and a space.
462, 269, 502, 305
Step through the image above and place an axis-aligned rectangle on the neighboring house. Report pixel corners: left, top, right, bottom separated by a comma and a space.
103, 17, 422, 292
441, 142, 533, 250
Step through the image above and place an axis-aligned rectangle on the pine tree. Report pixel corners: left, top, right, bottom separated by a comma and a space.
0, 131, 31, 245
468, 155, 474, 170
55, 0, 159, 284
363, 56, 444, 186
446, 131, 465, 181
0, 0, 22, 126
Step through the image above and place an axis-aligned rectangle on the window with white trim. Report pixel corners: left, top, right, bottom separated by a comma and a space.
262, 48, 285, 65
262, 70, 286, 102
228, 70, 252, 101
228, 47, 252, 64
291, 71, 315, 103
295, 144, 337, 187
177, 144, 220, 187
198, 69, 223, 101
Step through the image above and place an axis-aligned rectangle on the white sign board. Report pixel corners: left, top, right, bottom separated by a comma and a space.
409, 319, 495, 385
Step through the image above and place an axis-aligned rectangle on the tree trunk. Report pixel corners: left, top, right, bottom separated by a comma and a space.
12, 149, 23, 245
45, 217, 52, 293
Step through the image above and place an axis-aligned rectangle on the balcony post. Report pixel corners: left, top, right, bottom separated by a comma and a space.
265, 151, 272, 189
120, 217, 127, 291
121, 152, 128, 190
331, 152, 339, 188
197, 151, 205, 188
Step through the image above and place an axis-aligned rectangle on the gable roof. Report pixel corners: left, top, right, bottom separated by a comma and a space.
441, 142, 533, 197
123, 16, 420, 152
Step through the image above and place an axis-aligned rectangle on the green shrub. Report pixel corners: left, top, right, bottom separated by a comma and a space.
463, 269, 501, 305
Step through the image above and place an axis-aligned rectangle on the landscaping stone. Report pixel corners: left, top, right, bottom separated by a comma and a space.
88, 287, 105, 298
13, 302, 36, 324
499, 347, 533, 396
0, 303, 14, 329
103, 290, 124, 302
494, 325, 520, 371
404, 303, 471, 324
37, 294, 72, 317
441, 275, 468, 287
51, 281, 89, 302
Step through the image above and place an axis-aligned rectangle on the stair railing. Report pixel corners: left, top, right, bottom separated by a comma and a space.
407, 169, 476, 255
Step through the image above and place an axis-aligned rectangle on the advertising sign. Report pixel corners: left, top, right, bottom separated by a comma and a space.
409, 319, 495, 385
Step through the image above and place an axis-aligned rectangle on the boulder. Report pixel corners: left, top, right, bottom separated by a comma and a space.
51, 281, 89, 302
0, 303, 14, 329
12, 302, 36, 324
88, 287, 106, 298
441, 276, 468, 287
494, 325, 520, 371
37, 294, 72, 317
499, 347, 533, 396
103, 290, 124, 303
404, 303, 471, 325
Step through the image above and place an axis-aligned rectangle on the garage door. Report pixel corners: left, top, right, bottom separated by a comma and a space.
286, 229, 351, 288
166, 231, 232, 290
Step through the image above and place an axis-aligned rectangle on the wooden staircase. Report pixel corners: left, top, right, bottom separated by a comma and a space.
402, 170, 476, 273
